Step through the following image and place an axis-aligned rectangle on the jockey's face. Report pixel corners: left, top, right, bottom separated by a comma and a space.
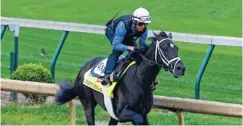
136, 22, 147, 32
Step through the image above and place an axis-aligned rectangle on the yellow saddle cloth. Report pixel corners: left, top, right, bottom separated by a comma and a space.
83, 61, 135, 98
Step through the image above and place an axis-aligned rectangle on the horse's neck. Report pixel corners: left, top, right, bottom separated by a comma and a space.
136, 57, 161, 90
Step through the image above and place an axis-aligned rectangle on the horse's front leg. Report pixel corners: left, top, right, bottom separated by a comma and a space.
143, 115, 149, 125
118, 105, 144, 125
108, 117, 118, 125
132, 115, 149, 125
131, 114, 144, 125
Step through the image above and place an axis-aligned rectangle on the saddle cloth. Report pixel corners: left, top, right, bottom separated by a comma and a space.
83, 58, 135, 97
90, 56, 126, 78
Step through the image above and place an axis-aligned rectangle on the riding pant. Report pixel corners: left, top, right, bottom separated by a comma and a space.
104, 25, 125, 74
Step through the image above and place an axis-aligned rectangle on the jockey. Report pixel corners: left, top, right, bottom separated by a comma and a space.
102, 7, 158, 90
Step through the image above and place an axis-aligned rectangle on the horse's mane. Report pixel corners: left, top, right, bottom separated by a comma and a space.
132, 31, 171, 65
157, 31, 169, 38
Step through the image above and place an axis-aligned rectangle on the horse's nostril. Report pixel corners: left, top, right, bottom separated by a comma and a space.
182, 67, 186, 72
176, 67, 181, 70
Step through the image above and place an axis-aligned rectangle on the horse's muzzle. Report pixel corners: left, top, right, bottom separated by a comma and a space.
173, 61, 186, 78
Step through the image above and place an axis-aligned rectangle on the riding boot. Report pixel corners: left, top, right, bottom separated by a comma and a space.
102, 50, 123, 85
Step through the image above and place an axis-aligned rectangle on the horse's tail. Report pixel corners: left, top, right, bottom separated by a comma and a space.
54, 81, 77, 105
54, 57, 104, 105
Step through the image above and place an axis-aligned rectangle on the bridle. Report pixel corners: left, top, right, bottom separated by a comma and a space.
139, 38, 181, 73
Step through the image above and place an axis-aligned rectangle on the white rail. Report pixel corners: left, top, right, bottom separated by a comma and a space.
1, 17, 242, 47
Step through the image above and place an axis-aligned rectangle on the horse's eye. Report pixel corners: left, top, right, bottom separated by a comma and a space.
162, 44, 169, 52
162, 43, 169, 50
163, 48, 169, 52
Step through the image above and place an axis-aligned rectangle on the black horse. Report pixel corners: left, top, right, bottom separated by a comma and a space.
55, 31, 186, 125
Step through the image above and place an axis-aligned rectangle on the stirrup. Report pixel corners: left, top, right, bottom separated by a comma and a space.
150, 80, 159, 91
150, 85, 156, 91
101, 75, 112, 85
101, 79, 111, 85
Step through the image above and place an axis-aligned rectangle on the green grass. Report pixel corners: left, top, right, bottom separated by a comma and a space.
2, 0, 242, 37
1, 103, 107, 125
2, 103, 241, 125
1, 0, 242, 125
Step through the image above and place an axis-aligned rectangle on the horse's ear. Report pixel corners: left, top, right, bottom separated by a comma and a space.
160, 30, 165, 33
152, 31, 158, 37
159, 30, 169, 38
168, 33, 173, 39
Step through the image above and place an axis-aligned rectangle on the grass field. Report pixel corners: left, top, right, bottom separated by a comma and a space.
2, 0, 242, 37
1, 103, 241, 125
1, 0, 242, 125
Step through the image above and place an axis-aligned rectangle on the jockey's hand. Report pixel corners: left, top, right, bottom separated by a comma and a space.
127, 46, 134, 51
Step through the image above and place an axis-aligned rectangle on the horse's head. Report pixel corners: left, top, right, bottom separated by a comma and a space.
146, 31, 186, 78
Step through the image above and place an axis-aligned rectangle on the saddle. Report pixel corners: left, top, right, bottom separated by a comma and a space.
91, 56, 133, 82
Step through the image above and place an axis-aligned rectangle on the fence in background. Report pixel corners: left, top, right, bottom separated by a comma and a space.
1, 17, 242, 99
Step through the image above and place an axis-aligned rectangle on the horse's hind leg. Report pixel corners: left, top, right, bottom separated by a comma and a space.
79, 94, 97, 125
108, 117, 118, 125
